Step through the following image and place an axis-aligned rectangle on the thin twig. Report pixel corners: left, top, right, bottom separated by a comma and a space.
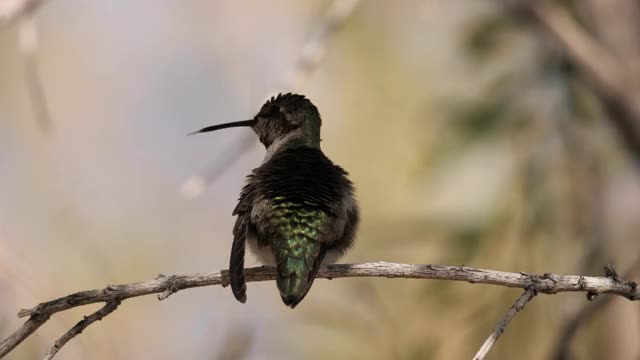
0, 262, 638, 358
180, 0, 361, 199
473, 287, 538, 360
41, 300, 120, 360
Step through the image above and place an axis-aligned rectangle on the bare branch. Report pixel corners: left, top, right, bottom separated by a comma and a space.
0, 312, 50, 358
552, 260, 640, 360
0, 262, 638, 358
473, 287, 538, 360
42, 300, 120, 360
180, 0, 361, 199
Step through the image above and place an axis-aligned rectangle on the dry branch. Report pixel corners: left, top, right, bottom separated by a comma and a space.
551, 260, 640, 359
473, 287, 538, 360
0, 312, 50, 359
41, 300, 120, 360
0, 262, 638, 358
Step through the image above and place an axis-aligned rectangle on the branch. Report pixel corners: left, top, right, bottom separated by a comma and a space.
473, 287, 538, 360
41, 300, 120, 360
0, 262, 637, 358
0, 312, 50, 359
551, 260, 640, 360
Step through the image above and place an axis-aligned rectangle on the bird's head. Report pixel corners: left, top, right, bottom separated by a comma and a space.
189, 93, 322, 149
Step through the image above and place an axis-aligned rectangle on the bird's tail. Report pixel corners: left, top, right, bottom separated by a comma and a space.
275, 241, 325, 308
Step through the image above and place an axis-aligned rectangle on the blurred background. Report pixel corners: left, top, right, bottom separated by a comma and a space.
1, 0, 640, 359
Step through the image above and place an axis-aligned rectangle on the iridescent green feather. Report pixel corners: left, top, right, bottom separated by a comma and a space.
269, 201, 328, 303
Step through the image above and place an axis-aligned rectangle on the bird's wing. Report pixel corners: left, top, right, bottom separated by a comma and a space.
229, 220, 247, 303
229, 177, 257, 303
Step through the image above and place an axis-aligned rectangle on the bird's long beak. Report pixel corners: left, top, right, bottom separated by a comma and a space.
187, 119, 257, 136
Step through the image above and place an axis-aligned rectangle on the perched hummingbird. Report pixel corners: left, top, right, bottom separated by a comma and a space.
190, 93, 359, 308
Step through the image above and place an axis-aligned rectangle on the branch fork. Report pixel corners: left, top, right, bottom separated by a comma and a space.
0, 262, 638, 359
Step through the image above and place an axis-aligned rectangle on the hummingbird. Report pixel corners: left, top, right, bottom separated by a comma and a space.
190, 93, 359, 308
